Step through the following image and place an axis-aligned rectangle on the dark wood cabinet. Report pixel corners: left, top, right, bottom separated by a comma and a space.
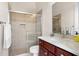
48, 52, 55, 56
39, 39, 76, 56
55, 47, 75, 56
39, 46, 48, 56
43, 40, 56, 54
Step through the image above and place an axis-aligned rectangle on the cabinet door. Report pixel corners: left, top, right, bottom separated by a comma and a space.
56, 47, 74, 56
39, 46, 48, 56
43, 40, 55, 54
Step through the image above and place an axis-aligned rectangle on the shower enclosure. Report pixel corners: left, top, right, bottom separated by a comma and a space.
9, 12, 42, 56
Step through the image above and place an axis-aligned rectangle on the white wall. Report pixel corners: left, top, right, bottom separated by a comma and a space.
42, 3, 52, 36
78, 3, 79, 32
52, 2, 75, 35
36, 2, 53, 36
0, 2, 9, 23
74, 2, 79, 33
74, 3, 79, 33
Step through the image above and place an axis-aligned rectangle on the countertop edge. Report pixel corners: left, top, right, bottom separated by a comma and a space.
38, 36, 79, 56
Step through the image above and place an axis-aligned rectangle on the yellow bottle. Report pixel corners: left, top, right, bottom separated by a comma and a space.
73, 35, 79, 42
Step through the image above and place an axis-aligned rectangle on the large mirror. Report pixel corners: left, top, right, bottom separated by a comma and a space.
52, 2, 76, 35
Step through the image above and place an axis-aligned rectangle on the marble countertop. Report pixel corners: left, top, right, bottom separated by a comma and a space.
38, 36, 79, 55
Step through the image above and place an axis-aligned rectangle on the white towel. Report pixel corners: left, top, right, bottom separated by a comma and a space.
3, 23, 11, 48
0, 24, 4, 52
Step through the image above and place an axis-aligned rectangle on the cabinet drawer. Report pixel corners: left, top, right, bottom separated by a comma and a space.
39, 46, 48, 56
43, 40, 55, 54
56, 47, 74, 56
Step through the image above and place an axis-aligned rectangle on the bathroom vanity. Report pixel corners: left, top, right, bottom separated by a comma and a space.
38, 36, 79, 56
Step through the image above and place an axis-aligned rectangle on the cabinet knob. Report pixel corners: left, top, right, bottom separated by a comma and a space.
39, 42, 41, 44
44, 52, 47, 55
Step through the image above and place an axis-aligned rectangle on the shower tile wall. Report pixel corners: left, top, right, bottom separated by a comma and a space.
10, 12, 38, 56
